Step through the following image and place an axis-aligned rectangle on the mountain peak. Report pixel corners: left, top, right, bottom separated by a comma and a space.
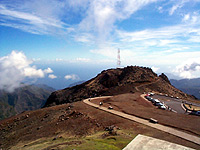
44, 66, 195, 107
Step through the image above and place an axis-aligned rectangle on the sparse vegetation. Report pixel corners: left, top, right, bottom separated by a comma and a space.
10, 131, 133, 150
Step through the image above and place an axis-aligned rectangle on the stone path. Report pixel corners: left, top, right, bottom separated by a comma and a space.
83, 96, 200, 145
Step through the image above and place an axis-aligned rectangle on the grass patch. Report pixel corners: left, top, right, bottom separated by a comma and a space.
10, 130, 136, 150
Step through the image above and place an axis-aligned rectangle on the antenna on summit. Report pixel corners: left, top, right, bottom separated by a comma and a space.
117, 48, 121, 67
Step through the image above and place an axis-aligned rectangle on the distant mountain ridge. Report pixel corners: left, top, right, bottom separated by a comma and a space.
44, 66, 195, 107
0, 84, 55, 120
170, 78, 200, 100
68, 81, 85, 87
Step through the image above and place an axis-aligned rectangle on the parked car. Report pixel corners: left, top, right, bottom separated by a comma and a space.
145, 96, 153, 101
190, 110, 200, 116
149, 118, 158, 123
153, 99, 160, 105
108, 106, 113, 109
151, 98, 156, 103
154, 102, 163, 106
149, 92, 155, 96
148, 97, 154, 101
159, 104, 167, 110
154, 99, 160, 103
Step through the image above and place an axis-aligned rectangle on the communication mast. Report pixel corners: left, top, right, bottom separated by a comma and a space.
117, 48, 121, 67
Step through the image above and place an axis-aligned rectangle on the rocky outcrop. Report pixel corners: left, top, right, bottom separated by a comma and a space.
159, 73, 171, 84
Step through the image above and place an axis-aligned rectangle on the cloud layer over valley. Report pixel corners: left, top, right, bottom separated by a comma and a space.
0, 51, 53, 92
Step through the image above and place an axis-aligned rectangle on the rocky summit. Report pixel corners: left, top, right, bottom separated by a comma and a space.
44, 66, 195, 107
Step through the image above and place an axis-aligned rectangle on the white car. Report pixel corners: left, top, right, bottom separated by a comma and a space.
159, 105, 167, 110
149, 92, 155, 96
154, 99, 160, 103
108, 106, 113, 109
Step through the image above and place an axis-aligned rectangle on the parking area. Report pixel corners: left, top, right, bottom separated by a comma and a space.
150, 94, 200, 114
152, 95, 186, 114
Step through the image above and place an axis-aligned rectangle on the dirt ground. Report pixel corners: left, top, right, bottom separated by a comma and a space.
0, 93, 200, 149
92, 93, 200, 136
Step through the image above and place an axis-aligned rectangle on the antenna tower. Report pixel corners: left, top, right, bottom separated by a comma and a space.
117, 48, 121, 67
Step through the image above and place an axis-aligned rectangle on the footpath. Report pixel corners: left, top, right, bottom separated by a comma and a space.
83, 96, 200, 145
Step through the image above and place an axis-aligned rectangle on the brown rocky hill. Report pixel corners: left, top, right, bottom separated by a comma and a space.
44, 66, 195, 107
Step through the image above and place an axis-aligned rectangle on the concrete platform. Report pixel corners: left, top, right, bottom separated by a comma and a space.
123, 134, 195, 150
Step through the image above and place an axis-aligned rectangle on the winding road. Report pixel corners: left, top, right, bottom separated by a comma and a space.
83, 96, 200, 145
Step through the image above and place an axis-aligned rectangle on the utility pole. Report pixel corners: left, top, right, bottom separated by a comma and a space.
117, 48, 121, 67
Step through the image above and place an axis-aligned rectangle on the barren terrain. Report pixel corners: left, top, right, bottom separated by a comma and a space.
92, 93, 200, 136
0, 93, 199, 149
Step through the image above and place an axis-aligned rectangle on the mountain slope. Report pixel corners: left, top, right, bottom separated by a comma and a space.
0, 84, 54, 120
170, 78, 200, 100
1, 93, 200, 149
45, 66, 195, 107
68, 81, 85, 87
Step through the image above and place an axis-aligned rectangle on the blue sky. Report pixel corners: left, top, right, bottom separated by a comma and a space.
0, 0, 200, 90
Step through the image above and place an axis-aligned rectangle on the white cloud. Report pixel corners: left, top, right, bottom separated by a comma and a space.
118, 26, 182, 42
183, 14, 190, 21
169, 0, 189, 15
64, 74, 79, 80
158, 6, 163, 13
79, 0, 158, 43
44, 67, 53, 74
1, 0, 199, 47
24, 67, 44, 78
169, 4, 181, 15
163, 47, 189, 53
0, 2, 69, 35
48, 74, 57, 79
151, 66, 159, 72
75, 58, 90, 62
55, 58, 64, 62
117, 14, 200, 49
0, 51, 53, 92
90, 47, 135, 59
32, 58, 41, 61
0, 0, 160, 45
173, 58, 200, 79
74, 33, 94, 43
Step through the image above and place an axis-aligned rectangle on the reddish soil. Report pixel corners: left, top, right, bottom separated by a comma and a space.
0, 93, 200, 149
92, 93, 200, 136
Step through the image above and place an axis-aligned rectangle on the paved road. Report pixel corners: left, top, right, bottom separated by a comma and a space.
83, 96, 200, 145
